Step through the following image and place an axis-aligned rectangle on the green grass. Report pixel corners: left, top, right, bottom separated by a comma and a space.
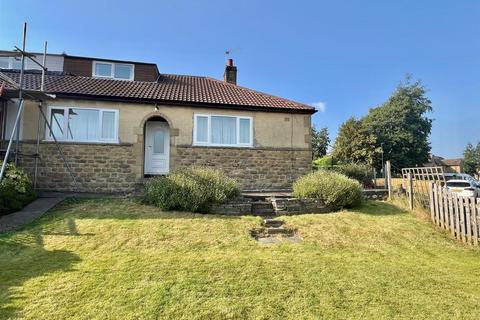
0, 199, 479, 319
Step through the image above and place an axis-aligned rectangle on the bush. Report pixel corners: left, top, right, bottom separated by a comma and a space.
0, 162, 36, 215
312, 155, 336, 170
334, 163, 374, 188
144, 167, 240, 213
293, 170, 363, 208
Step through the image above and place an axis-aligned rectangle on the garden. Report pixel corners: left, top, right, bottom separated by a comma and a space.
1, 198, 480, 319
1, 164, 479, 318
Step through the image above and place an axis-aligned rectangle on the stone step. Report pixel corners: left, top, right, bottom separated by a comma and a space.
266, 226, 290, 235
262, 218, 284, 228
252, 201, 275, 216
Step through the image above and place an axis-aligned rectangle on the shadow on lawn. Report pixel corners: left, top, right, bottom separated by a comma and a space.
0, 221, 81, 318
356, 200, 408, 216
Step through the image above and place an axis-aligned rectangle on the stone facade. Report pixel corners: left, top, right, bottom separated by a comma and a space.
18, 142, 140, 193
16, 141, 312, 193
173, 146, 312, 190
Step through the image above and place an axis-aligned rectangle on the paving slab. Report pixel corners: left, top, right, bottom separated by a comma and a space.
0, 196, 66, 233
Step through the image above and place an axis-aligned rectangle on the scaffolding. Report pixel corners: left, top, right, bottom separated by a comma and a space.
0, 23, 79, 191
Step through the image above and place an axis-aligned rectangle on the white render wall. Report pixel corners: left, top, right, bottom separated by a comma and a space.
25, 54, 64, 72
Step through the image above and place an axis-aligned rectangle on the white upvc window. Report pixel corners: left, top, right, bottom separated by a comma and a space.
46, 106, 119, 143
193, 114, 253, 147
92, 61, 134, 80
0, 56, 22, 69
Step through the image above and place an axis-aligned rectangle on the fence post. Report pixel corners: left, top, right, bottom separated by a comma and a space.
407, 172, 414, 210
386, 161, 392, 200
429, 182, 435, 222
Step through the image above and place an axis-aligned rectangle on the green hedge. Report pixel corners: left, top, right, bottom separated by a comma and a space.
334, 163, 374, 188
312, 156, 336, 170
144, 167, 240, 213
0, 162, 36, 215
293, 170, 363, 208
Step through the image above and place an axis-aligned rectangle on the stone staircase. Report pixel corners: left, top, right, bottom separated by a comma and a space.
261, 218, 294, 236
251, 201, 275, 216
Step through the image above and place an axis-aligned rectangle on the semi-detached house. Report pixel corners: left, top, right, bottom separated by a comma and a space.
0, 52, 316, 193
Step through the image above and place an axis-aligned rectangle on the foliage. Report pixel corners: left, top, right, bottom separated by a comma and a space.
293, 170, 363, 208
144, 167, 240, 213
312, 155, 337, 170
312, 126, 330, 159
331, 117, 379, 165
334, 163, 374, 188
0, 162, 36, 215
463, 142, 480, 176
362, 76, 433, 170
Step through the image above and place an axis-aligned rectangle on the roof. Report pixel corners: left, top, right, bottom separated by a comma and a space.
442, 158, 463, 166
0, 70, 316, 113
63, 53, 158, 66
0, 50, 157, 65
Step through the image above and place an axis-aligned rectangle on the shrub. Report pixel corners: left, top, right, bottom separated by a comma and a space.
334, 163, 374, 188
293, 170, 363, 208
0, 162, 36, 215
312, 155, 336, 170
144, 167, 240, 213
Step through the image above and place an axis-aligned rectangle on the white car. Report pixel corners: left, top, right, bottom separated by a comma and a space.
446, 180, 479, 197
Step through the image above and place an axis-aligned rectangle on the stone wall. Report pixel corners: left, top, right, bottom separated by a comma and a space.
18, 142, 140, 193
211, 197, 331, 216
173, 146, 312, 190
15, 143, 312, 193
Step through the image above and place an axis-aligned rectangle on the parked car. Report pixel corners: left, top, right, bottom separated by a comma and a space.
444, 173, 478, 182
446, 179, 479, 197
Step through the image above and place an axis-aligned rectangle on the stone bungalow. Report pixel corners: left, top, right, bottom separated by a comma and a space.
0, 52, 316, 193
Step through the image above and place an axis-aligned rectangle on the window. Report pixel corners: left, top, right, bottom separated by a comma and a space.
94, 62, 112, 77
194, 114, 252, 147
0, 57, 22, 69
0, 57, 10, 69
92, 61, 134, 80
47, 106, 119, 143
114, 64, 133, 80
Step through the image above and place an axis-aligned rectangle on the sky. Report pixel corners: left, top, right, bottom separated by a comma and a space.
1, 0, 479, 158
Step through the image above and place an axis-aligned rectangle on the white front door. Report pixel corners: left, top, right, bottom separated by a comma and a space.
144, 122, 170, 175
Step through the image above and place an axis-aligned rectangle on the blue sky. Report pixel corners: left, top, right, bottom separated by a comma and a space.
1, 0, 479, 158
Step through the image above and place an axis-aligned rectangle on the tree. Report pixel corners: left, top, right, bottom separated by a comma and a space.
463, 143, 480, 176
312, 126, 330, 159
332, 117, 379, 165
362, 76, 433, 170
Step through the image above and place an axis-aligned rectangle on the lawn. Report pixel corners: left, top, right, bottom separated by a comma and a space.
0, 199, 479, 319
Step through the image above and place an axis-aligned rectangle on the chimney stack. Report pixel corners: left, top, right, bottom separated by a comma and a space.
224, 58, 237, 85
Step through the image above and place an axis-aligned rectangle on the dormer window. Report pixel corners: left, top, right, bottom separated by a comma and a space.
92, 61, 134, 80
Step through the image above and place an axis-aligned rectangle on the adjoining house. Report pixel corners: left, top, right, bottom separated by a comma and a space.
0, 52, 316, 193
424, 154, 464, 174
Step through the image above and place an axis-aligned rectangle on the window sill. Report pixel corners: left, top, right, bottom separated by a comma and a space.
192, 144, 254, 149
41, 140, 130, 146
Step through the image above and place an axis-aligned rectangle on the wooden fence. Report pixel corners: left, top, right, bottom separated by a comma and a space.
429, 183, 479, 246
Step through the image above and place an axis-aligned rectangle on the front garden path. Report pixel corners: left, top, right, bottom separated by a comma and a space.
0, 196, 65, 233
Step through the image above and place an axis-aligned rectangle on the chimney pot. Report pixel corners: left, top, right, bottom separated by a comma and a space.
227, 58, 233, 67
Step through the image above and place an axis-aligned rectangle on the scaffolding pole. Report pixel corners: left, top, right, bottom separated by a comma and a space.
14, 23, 27, 165
0, 99, 24, 180
37, 105, 80, 191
